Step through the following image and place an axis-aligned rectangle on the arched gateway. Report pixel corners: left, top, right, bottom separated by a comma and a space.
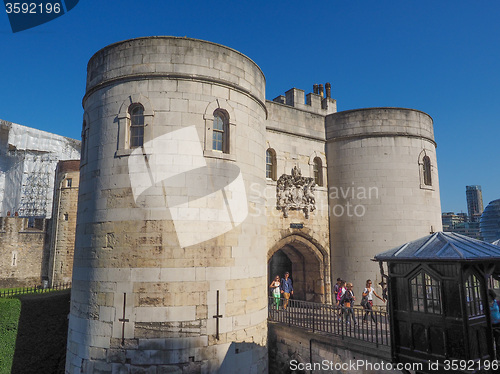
268, 234, 331, 304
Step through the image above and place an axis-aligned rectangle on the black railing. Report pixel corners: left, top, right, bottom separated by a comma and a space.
268, 297, 390, 346
0, 282, 72, 298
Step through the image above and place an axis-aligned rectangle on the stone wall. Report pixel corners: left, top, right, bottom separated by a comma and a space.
65, 36, 445, 373
0, 217, 49, 288
67, 37, 268, 373
268, 322, 400, 374
326, 108, 443, 292
265, 100, 332, 304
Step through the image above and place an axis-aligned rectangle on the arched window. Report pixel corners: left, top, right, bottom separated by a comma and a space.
212, 110, 228, 153
418, 151, 434, 190
266, 148, 277, 180
313, 157, 323, 186
129, 104, 145, 148
410, 271, 442, 314
423, 156, 432, 186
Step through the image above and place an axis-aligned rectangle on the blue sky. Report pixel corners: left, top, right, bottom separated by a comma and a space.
1, 0, 498, 213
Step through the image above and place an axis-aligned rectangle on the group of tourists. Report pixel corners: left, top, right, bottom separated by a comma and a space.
269, 271, 294, 310
269, 273, 386, 325
334, 278, 386, 325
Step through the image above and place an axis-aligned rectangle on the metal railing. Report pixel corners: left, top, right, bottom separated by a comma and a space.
0, 282, 72, 298
268, 296, 390, 346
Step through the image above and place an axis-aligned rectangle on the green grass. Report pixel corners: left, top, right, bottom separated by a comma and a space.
0, 285, 69, 297
0, 287, 25, 295
0, 297, 21, 374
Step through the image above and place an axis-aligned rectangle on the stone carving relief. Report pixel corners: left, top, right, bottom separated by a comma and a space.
276, 166, 316, 218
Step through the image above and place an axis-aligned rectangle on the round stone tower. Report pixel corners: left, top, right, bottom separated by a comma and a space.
66, 37, 268, 373
326, 108, 442, 288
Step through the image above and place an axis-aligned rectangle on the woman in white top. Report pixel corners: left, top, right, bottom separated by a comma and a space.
362, 279, 385, 323
269, 276, 281, 310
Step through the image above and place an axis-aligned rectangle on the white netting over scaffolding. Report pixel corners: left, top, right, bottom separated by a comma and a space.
0, 119, 81, 218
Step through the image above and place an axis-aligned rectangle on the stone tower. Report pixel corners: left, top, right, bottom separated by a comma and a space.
326, 108, 442, 287
66, 37, 268, 373
48, 159, 80, 286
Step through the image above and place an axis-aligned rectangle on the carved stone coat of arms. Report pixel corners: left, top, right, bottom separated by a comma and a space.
276, 166, 316, 218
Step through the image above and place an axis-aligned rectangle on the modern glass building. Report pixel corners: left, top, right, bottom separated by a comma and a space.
466, 185, 484, 223
465, 186, 483, 222
480, 199, 500, 243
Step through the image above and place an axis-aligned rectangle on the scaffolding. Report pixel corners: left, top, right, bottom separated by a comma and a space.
0, 119, 81, 218
17, 152, 58, 217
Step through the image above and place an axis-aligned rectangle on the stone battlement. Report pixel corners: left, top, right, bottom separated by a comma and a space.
272, 83, 337, 115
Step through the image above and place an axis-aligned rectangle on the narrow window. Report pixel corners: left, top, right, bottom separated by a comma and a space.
423, 156, 432, 186
27, 217, 44, 230
64, 213, 69, 221
313, 157, 323, 186
410, 272, 442, 314
81, 120, 88, 162
266, 149, 276, 180
27, 217, 35, 229
66, 178, 72, 188
12, 252, 17, 266
212, 110, 228, 153
129, 104, 145, 148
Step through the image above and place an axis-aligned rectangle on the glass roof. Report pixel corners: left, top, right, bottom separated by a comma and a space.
374, 232, 500, 262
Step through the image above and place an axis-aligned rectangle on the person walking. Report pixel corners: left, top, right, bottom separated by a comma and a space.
281, 272, 294, 310
333, 278, 342, 302
269, 275, 281, 311
489, 289, 500, 357
361, 279, 385, 323
341, 282, 357, 325
336, 280, 346, 306
336, 280, 346, 320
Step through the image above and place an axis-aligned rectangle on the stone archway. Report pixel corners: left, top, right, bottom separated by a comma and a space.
268, 235, 331, 304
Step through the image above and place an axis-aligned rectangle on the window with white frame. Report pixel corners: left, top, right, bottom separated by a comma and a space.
266, 148, 277, 180
203, 101, 236, 161
465, 273, 484, 316
212, 110, 228, 153
313, 157, 323, 186
410, 271, 442, 314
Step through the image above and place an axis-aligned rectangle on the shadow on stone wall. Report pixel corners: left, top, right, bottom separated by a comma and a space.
219, 341, 268, 373
11, 290, 70, 374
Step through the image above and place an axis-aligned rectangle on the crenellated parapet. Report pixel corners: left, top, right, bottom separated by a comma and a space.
272, 83, 337, 115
